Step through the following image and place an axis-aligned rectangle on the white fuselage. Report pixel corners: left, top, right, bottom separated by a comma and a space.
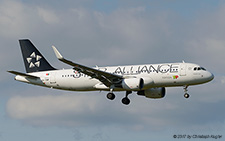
15, 62, 214, 92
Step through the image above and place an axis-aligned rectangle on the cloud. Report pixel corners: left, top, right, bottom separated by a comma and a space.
6, 80, 225, 132
2, 0, 225, 137
7, 94, 101, 126
0, 0, 24, 36
2, 0, 220, 69
1, 0, 225, 67
221, 76, 225, 84
37, 7, 59, 24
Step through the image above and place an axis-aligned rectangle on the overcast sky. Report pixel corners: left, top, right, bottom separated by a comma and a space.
1, 0, 225, 140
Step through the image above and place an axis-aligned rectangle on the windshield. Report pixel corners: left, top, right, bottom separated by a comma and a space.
193, 67, 206, 71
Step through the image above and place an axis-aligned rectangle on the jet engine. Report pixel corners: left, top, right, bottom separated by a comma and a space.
137, 87, 166, 99
122, 78, 143, 90
121, 77, 154, 90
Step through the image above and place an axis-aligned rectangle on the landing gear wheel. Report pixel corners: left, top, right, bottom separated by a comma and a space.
184, 93, 190, 98
183, 85, 190, 99
122, 97, 130, 105
107, 93, 115, 100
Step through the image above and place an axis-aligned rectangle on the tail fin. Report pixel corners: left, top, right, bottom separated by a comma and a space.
19, 39, 56, 73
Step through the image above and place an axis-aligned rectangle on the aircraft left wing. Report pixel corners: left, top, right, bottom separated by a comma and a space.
52, 46, 123, 87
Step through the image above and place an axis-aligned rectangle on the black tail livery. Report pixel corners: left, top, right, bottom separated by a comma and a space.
19, 39, 56, 73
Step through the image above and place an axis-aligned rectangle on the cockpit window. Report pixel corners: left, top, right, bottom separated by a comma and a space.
200, 67, 206, 71
193, 67, 206, 71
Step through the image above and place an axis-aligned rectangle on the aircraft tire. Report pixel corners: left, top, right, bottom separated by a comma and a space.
107, 93, 115, 100
184, 93, 190, 98
122, 97, 130, 105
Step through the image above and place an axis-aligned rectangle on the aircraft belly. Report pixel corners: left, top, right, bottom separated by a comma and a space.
56, 77, 99, 91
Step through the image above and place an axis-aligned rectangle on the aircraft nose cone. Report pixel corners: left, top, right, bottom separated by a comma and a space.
210, 73, 214, 81
206, 72, 214, 82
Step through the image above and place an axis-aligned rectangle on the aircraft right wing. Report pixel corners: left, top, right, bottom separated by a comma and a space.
52, 46, 123, 87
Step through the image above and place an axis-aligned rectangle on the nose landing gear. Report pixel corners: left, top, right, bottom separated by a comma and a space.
183, 85, 190, 98
184, 93, 190, 98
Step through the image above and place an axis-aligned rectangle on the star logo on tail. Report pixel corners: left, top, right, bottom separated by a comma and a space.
26, 52, 42, 68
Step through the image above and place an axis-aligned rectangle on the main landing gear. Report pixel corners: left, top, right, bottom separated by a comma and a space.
121, 91, 132, 105
107, 92, 115, 100
107, 88, 115, 100
106, 89, 132, 105
183, 85, 190, 98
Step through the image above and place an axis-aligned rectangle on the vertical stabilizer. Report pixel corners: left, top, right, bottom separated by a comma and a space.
19, 39, 56, 73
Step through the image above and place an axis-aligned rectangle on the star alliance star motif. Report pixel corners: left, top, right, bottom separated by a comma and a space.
26, 52, 42, 68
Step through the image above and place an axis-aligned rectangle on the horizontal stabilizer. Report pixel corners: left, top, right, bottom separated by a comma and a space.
8, 71, 39, 79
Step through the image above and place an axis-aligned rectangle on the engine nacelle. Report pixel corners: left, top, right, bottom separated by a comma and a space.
141, 77, 154, 89
122, 78, 143, 90
137, 87, 166, 99
122, 77, 154, 90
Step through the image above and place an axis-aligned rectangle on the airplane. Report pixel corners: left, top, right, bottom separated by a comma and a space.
8, 39, 214, 105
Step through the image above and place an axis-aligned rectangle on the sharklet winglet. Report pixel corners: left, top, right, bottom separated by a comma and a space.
52, 46, 64, 60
